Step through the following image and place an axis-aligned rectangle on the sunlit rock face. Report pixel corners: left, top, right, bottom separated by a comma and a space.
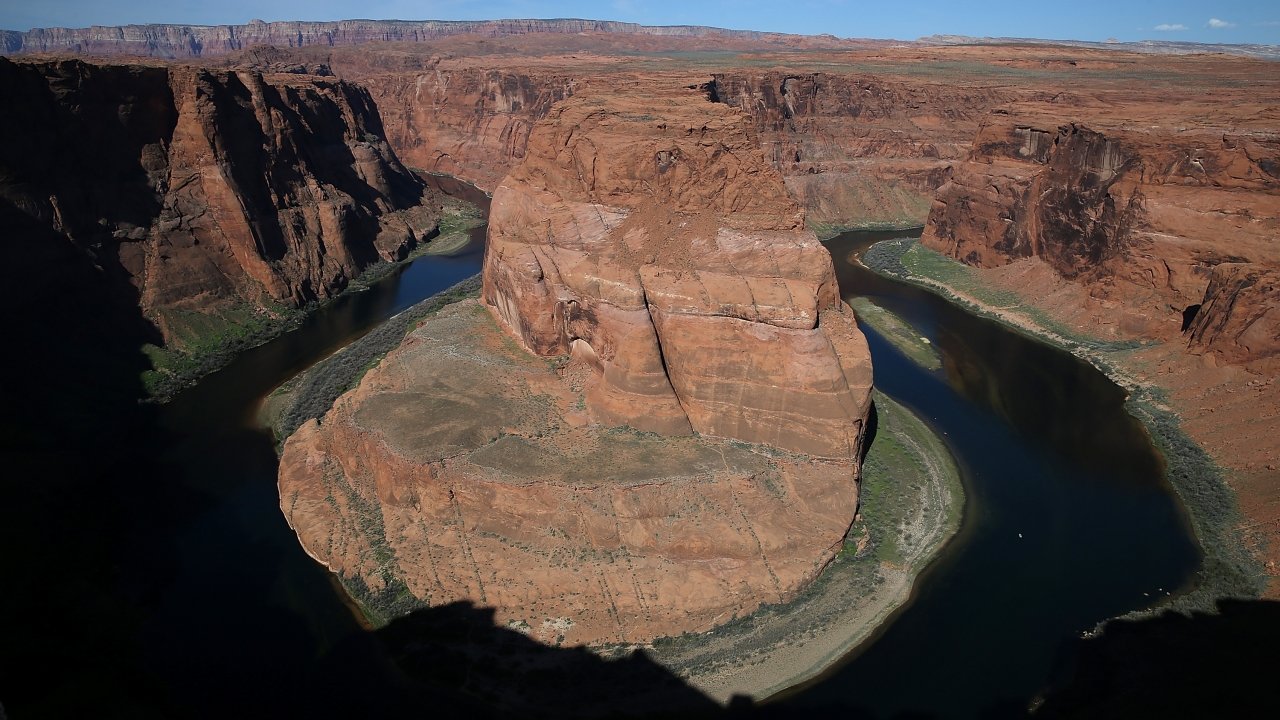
279, 87, 875, 646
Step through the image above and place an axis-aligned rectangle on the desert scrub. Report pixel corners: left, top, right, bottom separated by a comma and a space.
267, 275, 483, 442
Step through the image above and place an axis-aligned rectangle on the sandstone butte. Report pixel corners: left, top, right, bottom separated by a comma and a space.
278, 86, 875, 646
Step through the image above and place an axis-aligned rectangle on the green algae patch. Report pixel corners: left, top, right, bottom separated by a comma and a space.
849, 296, 942, 371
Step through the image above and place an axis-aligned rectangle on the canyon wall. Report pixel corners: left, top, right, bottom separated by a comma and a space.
708, 72, 1018, 232
279, 88, 873, 645
0, 57, 436, 350
922, 111, 1280, 361
352, 64, 578, 189
1, 19, 840, 59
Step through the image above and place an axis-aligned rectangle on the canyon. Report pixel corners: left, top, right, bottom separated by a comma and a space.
0, 55, 442, 394
278, 87, 874, 645
2, 18, 1278, 713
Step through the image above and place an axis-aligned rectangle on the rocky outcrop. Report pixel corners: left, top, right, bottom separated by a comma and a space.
279, 88, 873, 646
922, 112, 1280, 359
0, 57, 436, 349
708, 72, 1018, 231
484, 89, 873, 457
354, 65, 578, 189
1, 19, 841, 59
1186, 264, 1280, 365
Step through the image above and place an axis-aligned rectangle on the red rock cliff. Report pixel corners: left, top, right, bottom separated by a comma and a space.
278, 87, 873, 646
922, 110, 1280, 361
708, 71, 1018, 231
0, 57, 436, 349
484, 87, 873, 458
2, 19, 839, 59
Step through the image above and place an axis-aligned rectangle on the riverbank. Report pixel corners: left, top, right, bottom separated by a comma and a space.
260, 275, 482, 446
141, 190, 484, 402
848, 296, 942, 371
641, 390, 963, 703
859, 238, 1268, 611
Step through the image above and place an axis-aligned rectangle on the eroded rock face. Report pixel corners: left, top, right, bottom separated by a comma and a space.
355, 66, 578, 189
0, 57, 436, 347
279, 88, 873, 646
708, 72, 1016, 231
2, 19, 841, 59
483, 89, 873, 458
922, 112, 1280, 360
1187, 264, 1280, 365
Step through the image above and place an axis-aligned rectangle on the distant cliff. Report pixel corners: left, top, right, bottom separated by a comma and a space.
1, 19, 813, 59
708, 72, 1018, 232
922, 111, 1280, 362
0, 57, 436, 366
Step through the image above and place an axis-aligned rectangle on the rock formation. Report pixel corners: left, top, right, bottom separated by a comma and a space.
354, 65, 579, 189
482, 87, 874, 455
0, 56, 437, 350
707, 72, 1017, 232
922, 108, 1280, 362
278, 87, 873, 645
1, 19, 848, 59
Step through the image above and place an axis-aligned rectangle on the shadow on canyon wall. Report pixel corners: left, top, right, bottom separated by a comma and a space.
1036, 598, 1280, 719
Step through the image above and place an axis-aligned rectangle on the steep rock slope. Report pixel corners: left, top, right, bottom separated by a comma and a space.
278, 88, 873, 645
708, 72, 1017, 232
0, 57, 436, 350
355, 64, 578, 188
484, 88, 873, 457
1, 19, 848, 59
922, 108, 1280, 361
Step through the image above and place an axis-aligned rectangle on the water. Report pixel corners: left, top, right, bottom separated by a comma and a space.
769, 229, 1199, 717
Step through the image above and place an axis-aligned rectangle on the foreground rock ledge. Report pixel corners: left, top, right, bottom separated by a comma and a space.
279, 87, 873, 646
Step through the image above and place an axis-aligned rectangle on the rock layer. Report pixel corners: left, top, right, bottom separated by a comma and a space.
923, 110, 1280, 361
707, 72, 1017, 232
279, 88, 873, 645
0, 57, 436, 348
2, 19, 846, 59
280, 302, 865, 646
483, 88, 873, 458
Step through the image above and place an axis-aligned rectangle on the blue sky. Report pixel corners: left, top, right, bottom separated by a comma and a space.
2, 0, 1278, 44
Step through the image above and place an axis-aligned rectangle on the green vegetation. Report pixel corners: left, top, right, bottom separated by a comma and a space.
1126, 390, 1266, 614
264, 276, 483, 443
865, 238, 1146, 353
851, 391, 964, 566
142, 299, 307, 399
849, 297, 941, 371
862, 237, 1266, 613
811, 219, 925, 241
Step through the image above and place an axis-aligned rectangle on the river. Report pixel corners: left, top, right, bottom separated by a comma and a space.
767, 229, 1199, 717
4, 205, 1200, 717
